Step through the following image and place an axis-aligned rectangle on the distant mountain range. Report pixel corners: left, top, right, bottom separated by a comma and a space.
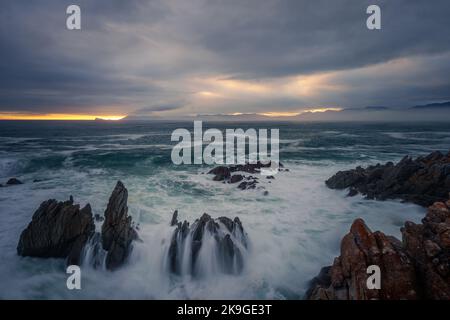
120, 101, 450, 122
411, 101, 450, 109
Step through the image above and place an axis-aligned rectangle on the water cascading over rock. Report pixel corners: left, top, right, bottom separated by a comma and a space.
165, 211, 249, 277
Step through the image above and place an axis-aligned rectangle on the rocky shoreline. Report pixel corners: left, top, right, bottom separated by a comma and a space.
326, 150, 450, 207
14, 150, 450, 299
305, 150, 450, 300
305, 196, 450, 300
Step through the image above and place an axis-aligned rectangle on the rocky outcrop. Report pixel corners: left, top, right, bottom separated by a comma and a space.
306, 195, 450, 300
17, 196, 95, 266
17, 181, 140, 271
208, 161, 285, 190
401, 200, 450, 299
101, 181, 139, 271
326, 150, 450, 207
167, 211, 248, 276
6, 178, 23, 185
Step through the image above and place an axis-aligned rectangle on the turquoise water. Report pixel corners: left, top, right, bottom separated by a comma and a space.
0, 121, 448, 299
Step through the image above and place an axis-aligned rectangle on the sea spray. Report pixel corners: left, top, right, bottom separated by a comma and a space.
164, 213, 249, 278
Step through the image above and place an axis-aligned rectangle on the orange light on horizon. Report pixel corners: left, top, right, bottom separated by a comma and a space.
258, 111, 301, 117
301, 107, 342, 113
0, 113, 127, 121
258, 108, 342, 117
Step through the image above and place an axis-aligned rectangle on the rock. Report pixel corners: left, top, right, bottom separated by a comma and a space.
230, 174, 244, 184
326, 150, 450, 207
306, 219, 419, 300
208, 161, 285, 190
101, 181, 138, 271
6, 178, 23, 185
346, 187, 358, 197
94, 214, 104, 222
237, 180, 258, 190
170, 210, 178, 226
401, 199, 450, 299
306, 196, 450, 300
17, 197, 95, 266
208, 166, 231, 181
167, 213, 248, 276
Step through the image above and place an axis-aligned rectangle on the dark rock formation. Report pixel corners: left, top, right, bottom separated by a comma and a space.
170, 210, 179, 226
167, 211, 248, 276
101, 181, 139, 271
6, 178, 23, 185
208, 161, 284, 191
17, 181, 140, 271
401, 200, 450, 299
230, 174, 244, 184
326, 150, 450, 207
306, 195, 450, 300
17, 197, 95, 266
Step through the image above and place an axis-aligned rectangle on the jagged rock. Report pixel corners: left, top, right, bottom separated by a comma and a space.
306, 195, 450, 300
305, 219, 419, 300
101, 181, 138, 271
170, 210, 178, 226
167, 213, 248, 276
6, 178, 23, 185
326, 150, 450, 207
17, 197, 95, 266
208, 161, 284, 190
401, 199, 450, 299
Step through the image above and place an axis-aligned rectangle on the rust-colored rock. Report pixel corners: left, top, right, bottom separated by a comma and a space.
306, 196, 450, 300
401, 199, 450, 299
306, 219, 418, 300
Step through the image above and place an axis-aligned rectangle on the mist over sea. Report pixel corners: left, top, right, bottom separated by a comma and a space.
1, 121, 449, 299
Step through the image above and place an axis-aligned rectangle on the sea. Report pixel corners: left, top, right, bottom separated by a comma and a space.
0, 120, 449, 299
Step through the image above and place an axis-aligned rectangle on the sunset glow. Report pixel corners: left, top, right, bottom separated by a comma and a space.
0, 113, 127, 121
259, 112, 301, 117
301, 107, 343, 113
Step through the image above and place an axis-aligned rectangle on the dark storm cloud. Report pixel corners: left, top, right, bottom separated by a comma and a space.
188, 0, 450, 78
0, 0, 449, 115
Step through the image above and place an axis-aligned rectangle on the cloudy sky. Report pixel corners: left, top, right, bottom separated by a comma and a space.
1, 0, 450, 120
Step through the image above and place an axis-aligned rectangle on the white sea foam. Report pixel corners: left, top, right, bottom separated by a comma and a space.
0, 160, 426, 299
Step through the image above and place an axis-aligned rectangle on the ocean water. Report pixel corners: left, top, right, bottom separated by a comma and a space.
0, 121, 449, 299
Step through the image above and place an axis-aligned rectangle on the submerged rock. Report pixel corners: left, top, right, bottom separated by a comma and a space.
101, 181, 139, 271
167, 211, 248, 277
326, 150, 450, 207
306, 195, 450, 300
6, 178, 23, 185
17, 197, 95, 266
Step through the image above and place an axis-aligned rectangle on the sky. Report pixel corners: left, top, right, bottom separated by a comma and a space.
0, 0, 450, 120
